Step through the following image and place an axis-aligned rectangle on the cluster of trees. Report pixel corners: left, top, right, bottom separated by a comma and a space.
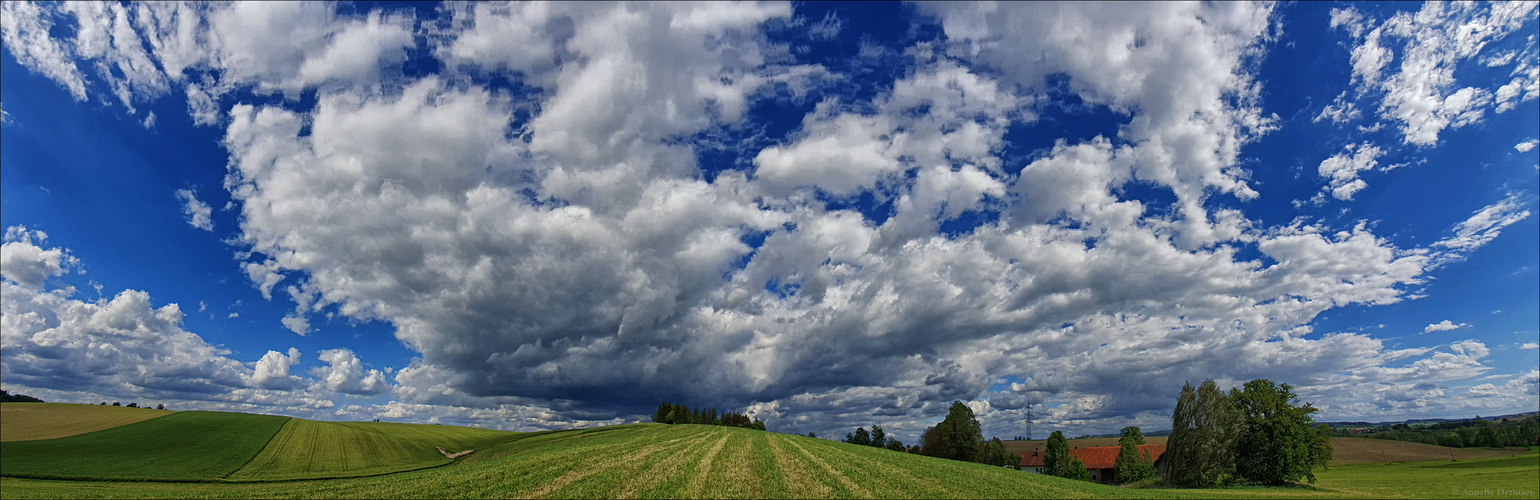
97, 401, 165, 409
0, 390, 43, 403
842, 424, 907, 451
835, 402, 1022, 469
651, 402, 766, 430
1159, 379, 1333, 487
1347, 416, 1540, 448
917, 402, 1023, 468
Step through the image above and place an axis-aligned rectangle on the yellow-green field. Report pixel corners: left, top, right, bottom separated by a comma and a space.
0, 403, 172, 442
1, 404, 1535, 499
225, 419, 520, 481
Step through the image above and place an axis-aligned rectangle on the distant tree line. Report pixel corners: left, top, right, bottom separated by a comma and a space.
839, 401, 1022, 469
98, 401, 165, 410
652, 402, 766, 430
0, 390, 43, 403
1345, 416, 1540, 448
1159, 379, 1333, 487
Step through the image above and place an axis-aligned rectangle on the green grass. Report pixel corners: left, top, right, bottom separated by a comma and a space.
0, 403, 173, 442
224, 419, 521, 481
0, 411, 288, 481
1, 420, 1535, 499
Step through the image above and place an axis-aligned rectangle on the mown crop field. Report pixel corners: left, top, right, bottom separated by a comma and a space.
0, 403, 172, 442
225, 419, 521, 481
1, 417, 1535, 499
0, 411, 288, 481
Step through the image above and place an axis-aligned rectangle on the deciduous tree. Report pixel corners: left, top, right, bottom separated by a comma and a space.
1230, 379, 1331, 485
1044, 431, 1070, 477
1114, 426, 1155, 483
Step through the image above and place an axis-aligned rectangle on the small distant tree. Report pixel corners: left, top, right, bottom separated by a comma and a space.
157, 403, 165, 410
848, 427, 872, 446
112, 402, 121, 406
870, 425, 887, 448
887, 438, 906, 452
100, 402, 107, 405
1044, 431, 1070, 477
807, 432, 817, 438
1066, 456, 1090, 481
976, 437, 1011, 467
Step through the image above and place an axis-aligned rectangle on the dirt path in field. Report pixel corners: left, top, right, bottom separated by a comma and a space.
438, 447, 473, 459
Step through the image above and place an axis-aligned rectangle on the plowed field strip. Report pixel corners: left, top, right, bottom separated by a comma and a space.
766, 434, 839, 498
526, 430, 716, 498
804, 441, 954, 498
453, 428, 701, 498
685, 431, 731, 497
748, 433, 788, 499
782, 436, 873, 498
699, 432, 757, 499
611, 429, 726, 498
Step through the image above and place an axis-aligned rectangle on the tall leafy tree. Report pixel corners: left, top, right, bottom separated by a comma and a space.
870, 425, 887, 448
927, 401, 983, 462
1114, 426, 1155, 483
1044, 431, 1070, 477
1160, 380, 1241, 487
1230, 379, 1332, 485
654, 403, 672, 423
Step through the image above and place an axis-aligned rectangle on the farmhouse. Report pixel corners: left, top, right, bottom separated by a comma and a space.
1018, 444, 1166, 484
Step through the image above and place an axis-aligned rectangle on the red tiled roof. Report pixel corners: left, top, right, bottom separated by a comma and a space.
1019, 444, 1166, 470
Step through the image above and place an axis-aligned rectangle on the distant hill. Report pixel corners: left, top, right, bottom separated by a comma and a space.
0, 402, 171, 442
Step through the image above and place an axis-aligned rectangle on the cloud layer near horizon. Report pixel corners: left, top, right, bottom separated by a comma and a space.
2, 1, 1537, 440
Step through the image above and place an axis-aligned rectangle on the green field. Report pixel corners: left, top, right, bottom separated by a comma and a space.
1, 409, 1536, 499
0, 403, 173, 442
0, 411, 288, 481
225, 419, 520, 481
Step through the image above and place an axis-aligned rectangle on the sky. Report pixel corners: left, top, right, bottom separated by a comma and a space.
1, 1, 1537, 444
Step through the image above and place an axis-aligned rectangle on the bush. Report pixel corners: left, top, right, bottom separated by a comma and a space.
1066, 457, 1090, 481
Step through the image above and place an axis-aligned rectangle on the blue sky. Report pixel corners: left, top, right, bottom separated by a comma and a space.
1, 1, 1536, 442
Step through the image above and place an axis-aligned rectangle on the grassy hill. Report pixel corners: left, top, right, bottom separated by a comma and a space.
0, 403, 173, 442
